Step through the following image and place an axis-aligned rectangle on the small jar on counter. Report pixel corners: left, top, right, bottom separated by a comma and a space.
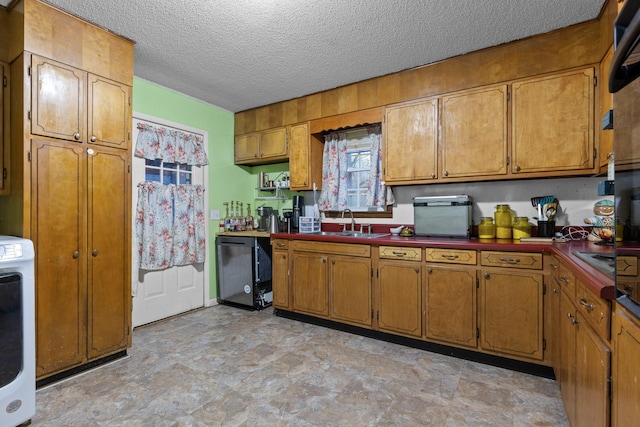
494, 204, 513, 239
512, 217, 532, 240
478, 217, 496, 239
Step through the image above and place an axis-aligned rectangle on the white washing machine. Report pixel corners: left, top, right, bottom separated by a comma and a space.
0, 236, 35, 427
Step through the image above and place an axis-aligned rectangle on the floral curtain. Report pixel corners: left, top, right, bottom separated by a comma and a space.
318, 131, 349, 211
365, 124, 390, 208
135, 182, 206, 270
135, 122, 208, 166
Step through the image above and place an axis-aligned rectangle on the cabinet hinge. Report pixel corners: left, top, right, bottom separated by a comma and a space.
476, 328, 480, 338
594, 76, 598, 87
128, 131, 131, 141
506, 155, 510, 166
2, 168, 6, 179
608, 376, 613, 401
543, 283, 547, 295
27, 110, 31, 121
27, 151, 31, 162
128, 96, 131, 106
27, 66, 31, 76
128, 164, 131, 173
542, 338, 547, 350
476, 277, 479, 288
2, 75, 6, 87
594, 147, 597, 160
506, 92, 511, 102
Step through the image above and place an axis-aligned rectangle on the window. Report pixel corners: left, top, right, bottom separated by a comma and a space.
345, 128, 372, 210
145, 159, 192, 185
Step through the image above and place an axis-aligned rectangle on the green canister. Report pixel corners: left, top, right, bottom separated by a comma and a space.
494, 204, 513, 239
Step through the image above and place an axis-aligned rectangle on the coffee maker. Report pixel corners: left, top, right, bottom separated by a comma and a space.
292, 195, 304, 231
257, 206, 272, 231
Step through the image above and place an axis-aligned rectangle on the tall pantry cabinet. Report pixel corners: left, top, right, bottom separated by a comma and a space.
2, 0, 134, 380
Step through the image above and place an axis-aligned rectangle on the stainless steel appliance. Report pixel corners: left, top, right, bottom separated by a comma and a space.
256, 206, 273, 232
0, 237, 35, 427
292, 195, 304, 231
413, 195, 472, 237
611, 0, 640, 320
216, 236, 272, 310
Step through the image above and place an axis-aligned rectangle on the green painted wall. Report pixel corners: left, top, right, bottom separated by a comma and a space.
133, 77, 245, 299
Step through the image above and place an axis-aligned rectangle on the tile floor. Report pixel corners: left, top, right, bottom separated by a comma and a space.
32, 305, 569, 426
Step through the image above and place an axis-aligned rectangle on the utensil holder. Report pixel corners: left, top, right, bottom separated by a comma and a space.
537, 220, 555, 237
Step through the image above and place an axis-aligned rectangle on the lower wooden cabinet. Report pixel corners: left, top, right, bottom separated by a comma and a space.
329, 256, 371, 327
478, 268, 544, 361
612, 304, 640, 427
291, 251, 329, 317
377, 260, 422, 338
272, 239, 290, 310
425, 264, 477, 348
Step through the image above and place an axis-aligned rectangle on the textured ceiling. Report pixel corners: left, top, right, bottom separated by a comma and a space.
3, 0, 606, 112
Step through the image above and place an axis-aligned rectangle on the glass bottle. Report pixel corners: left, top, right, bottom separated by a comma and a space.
478, 217, 496, 239
223, 202, 231, 232
512, 217, 532, 240
238, 202, 246, 231
230, 201, 236, 232
245, 203, 254, 231
494, 204, 513, 239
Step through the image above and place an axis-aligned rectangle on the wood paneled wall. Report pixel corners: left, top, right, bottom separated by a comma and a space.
235, 1, 617, 135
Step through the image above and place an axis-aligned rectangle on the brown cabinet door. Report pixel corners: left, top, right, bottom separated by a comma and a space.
512, 68, 594, 174
383, 98, 438, 183
559, 291, 577, 425
612, 307, 640, 427
441, 85, 508, 178
87, 74, 131, 150
87, 147, 131, 358
31, 55, 85, 143
272, 248, 290, 309
234, 132, 260, 163
329, 256, 372, 327
377, 260, 422, 338
574, 311, 610, 427
259, 127, 288, 160
289, 122, 322, 191
425, 265, 477, 348
479, 269, 544, 360
292, 252, 329, 316
32, 139, 86, 377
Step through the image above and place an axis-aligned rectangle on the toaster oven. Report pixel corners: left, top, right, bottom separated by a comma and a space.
413, 195, 473, 237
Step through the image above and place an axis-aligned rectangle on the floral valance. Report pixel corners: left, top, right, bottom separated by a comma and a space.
135, 122, 209, 166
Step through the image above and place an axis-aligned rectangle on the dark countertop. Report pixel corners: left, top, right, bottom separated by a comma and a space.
270, 231, 616, 301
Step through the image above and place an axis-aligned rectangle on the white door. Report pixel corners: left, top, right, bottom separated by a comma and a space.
131, 113, 209, 327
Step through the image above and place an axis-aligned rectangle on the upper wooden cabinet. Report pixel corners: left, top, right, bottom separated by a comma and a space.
289, 122, 323, 191
31, 55, 131, 149
383, 98, 438, 184
441, 85, 508, 179
511, 68, 595, 175
234, 126, 288, 165
0, 61, 7, 195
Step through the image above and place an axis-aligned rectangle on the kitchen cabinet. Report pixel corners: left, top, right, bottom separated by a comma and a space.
33, 139, 130, 376
617, 254, 639, 301
545, 256, 562, 374
291, 241, 371, 323
31, 55, 131, 150
440, 85, 508, 179
479, 251, 544, 361
613, 76, 640, 169
2, 0, 134, 380
511, 68, 595, 175
559, 283, 611, 427
611, 304, 640, 427
377, 258, 423, 338
234, 126, 288, 165
272, 239, 290, 310
383, 98, 438, 184
289, 122, 323, 191
599, 46, 614, 170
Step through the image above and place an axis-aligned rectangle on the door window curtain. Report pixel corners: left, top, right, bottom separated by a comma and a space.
134, 121, 207, 270
318, 125, 393, 211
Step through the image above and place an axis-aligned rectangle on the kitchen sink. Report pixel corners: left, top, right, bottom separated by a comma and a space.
307, 231, 390, 239
573, 251, 615, 277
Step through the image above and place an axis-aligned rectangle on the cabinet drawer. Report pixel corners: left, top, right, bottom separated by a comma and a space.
379, 246, 421, 261
292, 240, 370, 257
617, 255, 638, 277
481, 251, 542, 270
272, 239, 289, 250
557, 262, 576, 296
576, 280, 611, 341
425, 248, 476, 265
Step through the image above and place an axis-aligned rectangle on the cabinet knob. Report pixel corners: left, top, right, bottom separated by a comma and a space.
431, 173, 436, 179
73, 251, 79, 259
90, 135, 97, 142
92, 249, 99, 257
515, 165, 521, 172
444, 170, 449, 177
484, 272, 490, 279
74, 133, 81, 140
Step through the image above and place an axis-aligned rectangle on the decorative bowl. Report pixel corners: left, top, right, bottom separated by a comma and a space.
390, 225, 404, 235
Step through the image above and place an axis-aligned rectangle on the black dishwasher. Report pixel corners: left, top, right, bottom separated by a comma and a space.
216, 236, 272, 310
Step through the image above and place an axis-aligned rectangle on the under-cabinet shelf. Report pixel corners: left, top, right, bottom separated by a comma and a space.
255, 187, 289, 200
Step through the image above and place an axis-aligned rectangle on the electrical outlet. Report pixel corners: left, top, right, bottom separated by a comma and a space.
210, 209, 220, 220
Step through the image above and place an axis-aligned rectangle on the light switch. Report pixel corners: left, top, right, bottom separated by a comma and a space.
210, 209, 220, 220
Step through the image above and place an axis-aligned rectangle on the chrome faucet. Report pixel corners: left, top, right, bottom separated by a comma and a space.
341, 209, 355, 232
